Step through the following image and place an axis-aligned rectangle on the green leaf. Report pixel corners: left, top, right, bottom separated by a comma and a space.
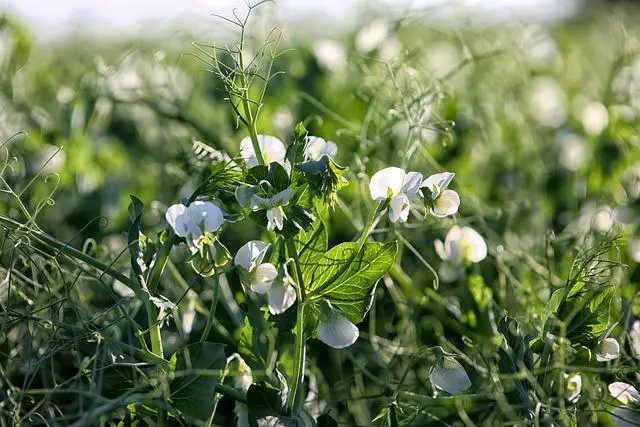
285, 122, 308, 167
295, 157, 348, 206
126, 195, 153, 291
169, 342, 227, 421
303, 241, 398, 324
236, 303, 277, 385
295, 221, 328, 268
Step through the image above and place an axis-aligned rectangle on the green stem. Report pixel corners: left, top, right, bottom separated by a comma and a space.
285, 239, 306, 414
145, 297, 164, 359
200, 274, 221, 343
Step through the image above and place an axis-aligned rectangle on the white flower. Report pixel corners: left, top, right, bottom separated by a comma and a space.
565, 374, 582, 404
630, 320, 640, 358
581, 102, 609, 136
234, 360, 253, 427
317, 307, 359, 349
267, 278, 297, 315
312, 39, 347, 72
236, 187, 293, 231
304, 136, 338, 160
596, 337, 620, 361
609, 382, 640, 405
429, 356, 472, 394
355, 20, 389, 54
434, 226, 487, 282
420, 172, 460, 217
240, 134, 287, 168
234, 241, 278, 294
369, 167, 422, 223
165, 201, 225, 253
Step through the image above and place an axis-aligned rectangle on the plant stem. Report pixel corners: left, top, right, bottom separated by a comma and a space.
201, 273, 221, 343
285, 238, 306, 414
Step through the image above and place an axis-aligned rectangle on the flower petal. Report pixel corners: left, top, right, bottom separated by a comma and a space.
421, 172, 455, 199
271, 188, 293, 206
234, 240, 269, 271
565, 374, 582, 404
235, 185, 260, 209
429, 357, 472, 394
240, 135, 286, 167
439, 262, 460, 283
266, 207, 284, 231
460, 226, 488, 263
609, 382, 640, 405
187, 201, 225, 233
369, 167, 406, 200
631, 320, 640, 358
434, 239, 447, 261
612, 406, 640, 427
166, 204, 188, 237
317, 313, 359, 349
389, 194, 411, 223
251, 263, 278, 294
268, 282, 297, 315
444, 226, 464, 265
305, 136, 337, 160
597, 337, 620, 361
402, 171, 423, 199
430, 190, 460, 217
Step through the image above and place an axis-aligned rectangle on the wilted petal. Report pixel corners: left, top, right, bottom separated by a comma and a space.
187, 201, 225, 233
235, 240, 269, 271
597, 337, 620, 361
402, 171, 423, 199
240, 135, 286, 167
369, 167, 406, 200
421, 172, 455, 199
460, 226, 488, 263
317, 312, 359, 349
430, 189, 460, 218
389, 194, 411, 223
266, 207, 285, 231
251, 263, 278, 294
166, 204, 189, 237
429, 357, 472, 394
268, 282, 297, 315
565, 374, 582, 404
609, 382, 640, 404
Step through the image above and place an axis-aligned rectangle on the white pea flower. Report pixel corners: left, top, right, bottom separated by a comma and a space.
630, 320, 640, 358
304, 136, 338, 160
429, 356, 472, 394
596, 337, 620, 362
609, 382, 640, 405
420, 172, 460, 217
267, 277, 297, 315
317, 304, 359, 349
165, 201, 225, 253
369, 167, 423, 223
236, 186, 293, 231
434, 225, 487, 282
565, 374, 582, 404
240, 134, 287, 168
234, 359, 253, 427
234, 240, 278, 294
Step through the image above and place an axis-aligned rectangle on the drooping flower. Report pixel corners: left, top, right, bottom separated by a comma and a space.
596, 337, 620, 362
434, 225, 487, 282
609, 382, 640, 427
236, 186, 293, 231
609, 382, 640, 405
234, 240, 278, 294
317, 303, 359, 349
369, 167, 422, 223
267, 277, 297, 315
165, 201, 225, 253
421, 172, 460, 217
304, 136, 338, 161
565, 374, 582, 404
240, 134, 287, 168
429, 356, 472, 394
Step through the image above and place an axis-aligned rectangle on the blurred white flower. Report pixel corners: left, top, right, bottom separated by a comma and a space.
609, 382, 640, 405
234, 240, 278, 294
557, 132, 587, 171
527, 77, 567, 128
355, 20, 388, 54
596, 337, 620, 362
435, 226, 487, 282
429, 356, 472, 394
304, 136, 337, 161
631, 320, 640, 358
421, 172, 460, 217
312, 39, 347, 72
182, 292, 197, 335
565, 374, 582, 404
317, 305, 359, 349
630, 236, 640, 263
56, 86, 75, 104
369, 167, 422, 223
273, 109, 294, 135
165, 201, 225, 253
240, 134, 287, 168
581, 102, 609, 136
33, 145, 66, 175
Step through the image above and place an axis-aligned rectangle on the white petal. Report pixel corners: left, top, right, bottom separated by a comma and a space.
434, 239, 447, 261
317, 313, 359, 349
187, 201, 225, 233
597, 337, 620, 361
630, 320, 640, 358
240, 135, 286, 167
270, 188, 293, 206
369, 167, 406, 200
235, 185, 259, 209
438, 262, 460, 283
402, 171, 423, 200
612, 406, 640, 427
325, 141, 338, 158
421, 172, 455, 199
240, 136, 259, 168
234, 402, 250, 427
460, 226, 488, 263
251, 263, 278, 294
182, 299, 196, 334
429, 357, 472, 394
444, 226, 464, 265
165, 204, 188, 237
266, 207, 284, 231
389, 194, 410, 223
304, 136, 328, 160
430, 190, 460, 217
268, 282, 297, 315
113, 280, 135, 298
565, 374, 582, 404
609, 382, 640, 405
234, 240, 269, 271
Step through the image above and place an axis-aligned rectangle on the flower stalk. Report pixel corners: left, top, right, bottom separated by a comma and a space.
285, 238, 306, 414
